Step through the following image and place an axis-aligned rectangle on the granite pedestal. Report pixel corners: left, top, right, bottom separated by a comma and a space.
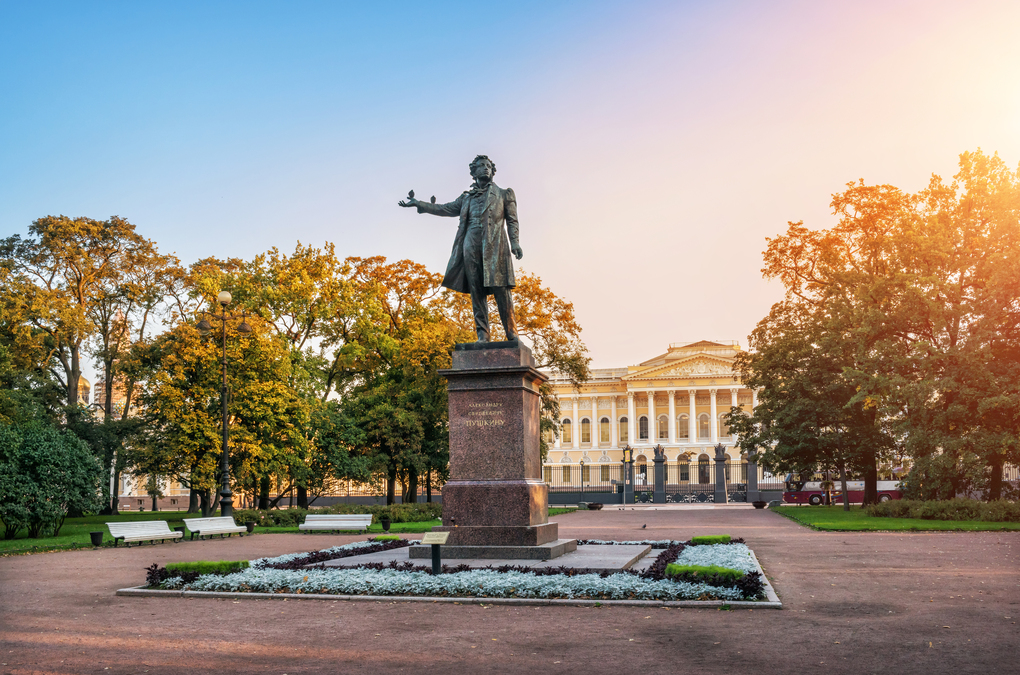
416, 340, 572, 560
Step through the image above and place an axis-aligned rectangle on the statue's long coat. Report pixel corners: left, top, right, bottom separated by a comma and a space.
416, 183, 519, 294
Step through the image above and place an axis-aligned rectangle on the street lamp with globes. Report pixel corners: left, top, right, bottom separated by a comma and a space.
196, 290, 251, 518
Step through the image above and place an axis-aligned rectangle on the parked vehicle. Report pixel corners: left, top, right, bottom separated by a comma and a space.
783, 476, 902, 505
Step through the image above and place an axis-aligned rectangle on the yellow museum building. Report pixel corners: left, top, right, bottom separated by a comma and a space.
543, 341, 755, 473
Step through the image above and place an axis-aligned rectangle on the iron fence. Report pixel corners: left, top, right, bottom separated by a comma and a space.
545, 462, 624, 493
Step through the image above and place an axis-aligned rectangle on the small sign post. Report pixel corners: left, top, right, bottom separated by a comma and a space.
421, 531, 450, 574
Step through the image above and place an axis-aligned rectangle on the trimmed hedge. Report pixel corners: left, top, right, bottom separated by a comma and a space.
165, 560, 249, 575
373, 535, 401, 541
865, 499, 1020, 522
690, 535, 731, 545
665, 563, 744, 582
232, 502, 442, 528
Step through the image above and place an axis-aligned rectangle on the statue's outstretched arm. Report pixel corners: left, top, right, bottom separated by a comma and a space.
399, 191, 463, 217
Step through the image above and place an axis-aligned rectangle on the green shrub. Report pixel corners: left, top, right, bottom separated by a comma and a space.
865, 499, 1020, 522
231, 503, 443, 528
165, 560, 249, 575
373, 535, 401, 541
690, 535, 731, 545
665, 563, 744, 581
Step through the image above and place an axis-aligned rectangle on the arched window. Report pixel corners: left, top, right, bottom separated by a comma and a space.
619, 416, 629, 442
657, 415, 668, 439
542, 427, 553, 444
639, 416, 649, 440
562, 464, 572, 482
635, 455, 648, 483
698, 453, 711, 484
719, 415, 730, 439
698, 414, 710, 440
581, 418, 591, 443
561, 419, 572, 444
599, 417, 610, 443
677, 414, 689, 440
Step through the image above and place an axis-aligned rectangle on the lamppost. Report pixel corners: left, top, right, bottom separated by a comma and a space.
196, 290, 251, 518
579, 460, 585, 504
622, 445, 633, 505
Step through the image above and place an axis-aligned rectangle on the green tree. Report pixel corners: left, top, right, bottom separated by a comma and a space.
0, 423, 104, 538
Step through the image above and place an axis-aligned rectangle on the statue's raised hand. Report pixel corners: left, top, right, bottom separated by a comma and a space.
398, 189, 419, 208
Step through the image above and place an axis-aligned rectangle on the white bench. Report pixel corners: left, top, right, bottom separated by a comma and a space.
183, 516, 247, 540
299, 514, 374, 533
106, 520, 184, 547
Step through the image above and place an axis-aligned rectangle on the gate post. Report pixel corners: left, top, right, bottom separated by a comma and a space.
653, 445, 666, 504
713, 444, 728, 504
622, 445, 634, 505
747, 453, 760, 503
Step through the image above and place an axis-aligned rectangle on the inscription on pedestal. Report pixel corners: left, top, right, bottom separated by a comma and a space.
462, 402, 506, 427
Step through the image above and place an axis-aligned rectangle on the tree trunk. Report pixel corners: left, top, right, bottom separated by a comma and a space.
839, 462, 850, 511
151, 492, 158, 512
187, 488, 200, 513
426, 470, 432, 503
406, 467, 418, 504
862, 450, 879, 506
258, 475, 270, 510
987, 454, 1004, 501
386, 463, 396, 506
297, 485, 308, 510
199, 489, 211, 517
112, 469, 121, 515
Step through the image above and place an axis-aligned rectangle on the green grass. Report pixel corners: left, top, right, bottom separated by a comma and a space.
690, 535, 732, 545
2, 506, 576, 555
774, 505, 1020, 531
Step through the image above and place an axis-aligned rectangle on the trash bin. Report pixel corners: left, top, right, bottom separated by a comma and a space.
89, 531, 104, 547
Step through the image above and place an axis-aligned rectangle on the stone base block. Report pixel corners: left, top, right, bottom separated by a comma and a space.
430, 522, 559, 547
441, 480, 549, 528
408, 539, 577, 561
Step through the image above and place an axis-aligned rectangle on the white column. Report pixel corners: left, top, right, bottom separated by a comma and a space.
627, 392, 636, 446
729, 388, 740, 441
688, 389, 697, 443
590, 395, 598, 445
572, 396, 580, 449
646, 391, 655, 444
667, 390, 676, 445
710, 388, 719, 444
553, 396, 561, 449
610, 396, 618, 448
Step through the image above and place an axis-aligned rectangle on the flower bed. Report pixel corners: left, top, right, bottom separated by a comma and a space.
148, 538, 768, 602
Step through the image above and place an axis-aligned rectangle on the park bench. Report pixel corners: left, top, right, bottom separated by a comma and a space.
183, 516, 247, 540
106, 520, 184, 547
298, 514, 374, 533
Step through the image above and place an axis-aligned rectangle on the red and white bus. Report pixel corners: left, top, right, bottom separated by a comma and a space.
783, 477, 902, 505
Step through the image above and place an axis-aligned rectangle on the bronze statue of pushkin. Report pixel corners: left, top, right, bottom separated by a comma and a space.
399, 155, 522, 342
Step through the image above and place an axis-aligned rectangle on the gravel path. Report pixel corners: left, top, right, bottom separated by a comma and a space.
1, 507, 1017, 674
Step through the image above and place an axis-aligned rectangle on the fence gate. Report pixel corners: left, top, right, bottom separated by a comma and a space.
664, 460, 715, 503
725, 460, 748, 502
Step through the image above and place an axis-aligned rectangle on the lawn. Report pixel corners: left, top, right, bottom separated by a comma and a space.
1, 507, 576, 554
773, 505, 1020, 532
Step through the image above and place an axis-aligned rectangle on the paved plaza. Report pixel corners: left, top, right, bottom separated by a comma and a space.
1, 507, 1017, 674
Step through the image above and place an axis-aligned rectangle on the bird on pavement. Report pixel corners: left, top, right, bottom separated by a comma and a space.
642, 524, 646, 529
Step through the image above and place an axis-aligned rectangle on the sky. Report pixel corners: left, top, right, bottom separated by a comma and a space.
3, 0, 1020, 386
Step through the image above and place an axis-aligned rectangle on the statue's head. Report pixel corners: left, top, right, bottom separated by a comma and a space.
469, 155, 496, 181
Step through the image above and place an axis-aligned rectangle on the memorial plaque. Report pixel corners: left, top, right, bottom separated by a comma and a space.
421, 532, 450, 545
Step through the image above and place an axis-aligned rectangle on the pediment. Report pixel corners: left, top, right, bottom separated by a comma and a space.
622, 354, 735, 381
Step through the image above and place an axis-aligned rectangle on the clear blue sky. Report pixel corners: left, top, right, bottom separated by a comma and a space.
3, 1, 1020, 381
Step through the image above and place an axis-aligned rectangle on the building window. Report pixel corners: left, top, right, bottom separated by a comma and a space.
698, 414, 710, 440
581, 464, 590, 482
698, 453, 711, 483
561, 419, 572, 444
600, 417, 610, 443
543, 465, 552, 483
562, 465, 572, 482
657, 415, 668, 439
677, 459, 690, 482
619, 417, 628, 442
678, 415, 689, 439
600, 464, 611, 481
639, 416, 648, 440
636, 455, 648, 483
581, 418, 591, 443
542, 427, 552, 444
719, 415, 730, 439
